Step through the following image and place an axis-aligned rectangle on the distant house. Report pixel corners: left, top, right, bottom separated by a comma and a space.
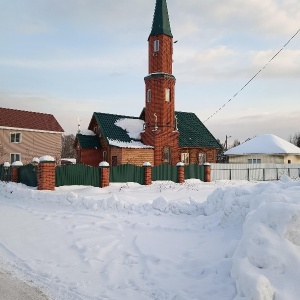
0, 107, 64, 164
75, 0, 220, 167
224, 134, 300, 164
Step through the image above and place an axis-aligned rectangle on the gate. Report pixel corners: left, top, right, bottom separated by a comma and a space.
55, 164, 100, 187
110, 164, 144, 184
152, 164, 177, 182
184, 164, 204, 181
18, 164, 37, 187
0, 164, 11, 182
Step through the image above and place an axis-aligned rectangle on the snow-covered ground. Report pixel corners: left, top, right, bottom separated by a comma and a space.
0, 177, 300, 300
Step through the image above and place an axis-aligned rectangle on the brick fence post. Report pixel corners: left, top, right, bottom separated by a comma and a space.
204, 163, 211, 182
177, 162, 185, 184
143, 162, 152, 185
99, 161, 110, 188
38, 156, 56, 191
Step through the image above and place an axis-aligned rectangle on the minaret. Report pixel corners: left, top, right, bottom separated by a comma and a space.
141, 0, 179, 165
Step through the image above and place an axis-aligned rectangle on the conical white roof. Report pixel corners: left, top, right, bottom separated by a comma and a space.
225, 134, 300, 155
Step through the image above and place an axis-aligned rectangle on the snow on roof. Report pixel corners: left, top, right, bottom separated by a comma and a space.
80, 129, 96, 136
225, 134, 300, 155
114, 118, 144, 140
108, 139, 153, 149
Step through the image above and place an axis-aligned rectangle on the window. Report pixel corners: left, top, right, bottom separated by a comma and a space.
165, 88, 170, 102
154, 40, 159, 52
198, 153, 206, 165
163, 147, 171, 164
248, 158, 261, 164
10, 153, 21, 163
103, 151, 107, 161
10, 133, 21, 143
147, 89, 151, 102
288, 160, 291, 164
181, 153, 189, 165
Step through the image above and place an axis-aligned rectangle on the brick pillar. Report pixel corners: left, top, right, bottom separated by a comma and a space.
143, 162, 152, 185
38, 161, 55, 190
11, 167, 18, 183
99, 162, 110, 188
204, 163, 211, 182
177, 162, 185, 184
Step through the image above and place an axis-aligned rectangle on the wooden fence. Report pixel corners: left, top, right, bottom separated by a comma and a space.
210, 163, 300, 181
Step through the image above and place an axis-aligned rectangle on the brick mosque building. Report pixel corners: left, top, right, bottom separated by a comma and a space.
75, 0, 220, 167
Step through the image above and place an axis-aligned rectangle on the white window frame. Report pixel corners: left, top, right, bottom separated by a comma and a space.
10, 132, 22, 143
248, 158, 261, 164
147, 89, 151, 102
181, 153, 189, 165
165, 88, 170, 102
198, 153, 206, 165
154, 40, 159, 52
10, 153, 21, 163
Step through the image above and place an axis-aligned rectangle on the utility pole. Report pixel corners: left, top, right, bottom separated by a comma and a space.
225, 135, 232, 151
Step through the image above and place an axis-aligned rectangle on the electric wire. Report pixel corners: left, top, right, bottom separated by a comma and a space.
203, 28, 300, 123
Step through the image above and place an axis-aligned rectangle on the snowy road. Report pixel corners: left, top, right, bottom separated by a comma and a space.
0, 268, 48, 300
1, 178, 300, 300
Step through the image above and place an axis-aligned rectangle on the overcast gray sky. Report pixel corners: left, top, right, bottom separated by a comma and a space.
0, 0, 299, 145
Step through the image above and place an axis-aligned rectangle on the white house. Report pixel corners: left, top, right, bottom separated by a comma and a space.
224, 134, 300, 164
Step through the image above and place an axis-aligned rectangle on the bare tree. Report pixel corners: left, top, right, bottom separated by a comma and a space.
61, 134, 76, 158
289, 132, 300, 148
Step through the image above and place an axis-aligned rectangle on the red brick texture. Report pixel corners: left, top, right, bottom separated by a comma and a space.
38, 162, 55, 190
148, 35, 173, 74
11, 167, 19, 183
143, 165, 152, 185
77, 149, 102, 167
177, 165, 184, 184
100, 166, 110, 188
204, 164, 211, 182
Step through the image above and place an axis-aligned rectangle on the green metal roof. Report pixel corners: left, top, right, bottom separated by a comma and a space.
175, 111, 221, 148
88, 111, 220, 149
93, 112, 143, 146
76, 133, 101, 149
149, 0, 173, 38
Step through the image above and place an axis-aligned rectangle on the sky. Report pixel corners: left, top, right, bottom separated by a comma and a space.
0, 0, 300, 146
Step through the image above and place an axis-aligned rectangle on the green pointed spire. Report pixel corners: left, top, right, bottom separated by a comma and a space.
149, 0, 173, 38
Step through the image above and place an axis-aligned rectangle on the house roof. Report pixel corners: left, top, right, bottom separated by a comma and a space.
0, 107, 64, 133
149, 0, 173, 38
225, 134, 300, 155
76, 133, 101, 149
92, 112, 153, 149
83, 111, 220, 150
175, 111, 221, 148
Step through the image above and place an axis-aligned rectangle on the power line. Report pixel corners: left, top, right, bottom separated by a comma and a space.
203, 28, 300, 123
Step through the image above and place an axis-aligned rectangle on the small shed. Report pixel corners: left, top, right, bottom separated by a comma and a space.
224, 134, 300, 164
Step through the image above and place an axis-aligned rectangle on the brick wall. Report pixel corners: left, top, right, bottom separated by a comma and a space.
148, 35, 173, 74
79, 149, 102, 167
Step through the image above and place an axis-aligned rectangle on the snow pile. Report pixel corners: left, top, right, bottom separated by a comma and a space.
107, 138, 153, 149
0, 178, 300, 300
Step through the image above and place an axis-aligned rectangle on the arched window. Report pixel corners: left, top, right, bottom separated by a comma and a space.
163, 146, 171, 164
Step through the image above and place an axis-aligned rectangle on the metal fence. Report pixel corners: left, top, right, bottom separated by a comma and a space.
211, 163, 300, 181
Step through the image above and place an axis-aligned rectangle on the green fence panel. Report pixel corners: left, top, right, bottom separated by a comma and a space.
152, 164, 178, 182
110, 164, 144, 184
184, 164, 205, 181
55, 164, 100, 187
0, 164, 11, 182
18, 164, 38, 187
